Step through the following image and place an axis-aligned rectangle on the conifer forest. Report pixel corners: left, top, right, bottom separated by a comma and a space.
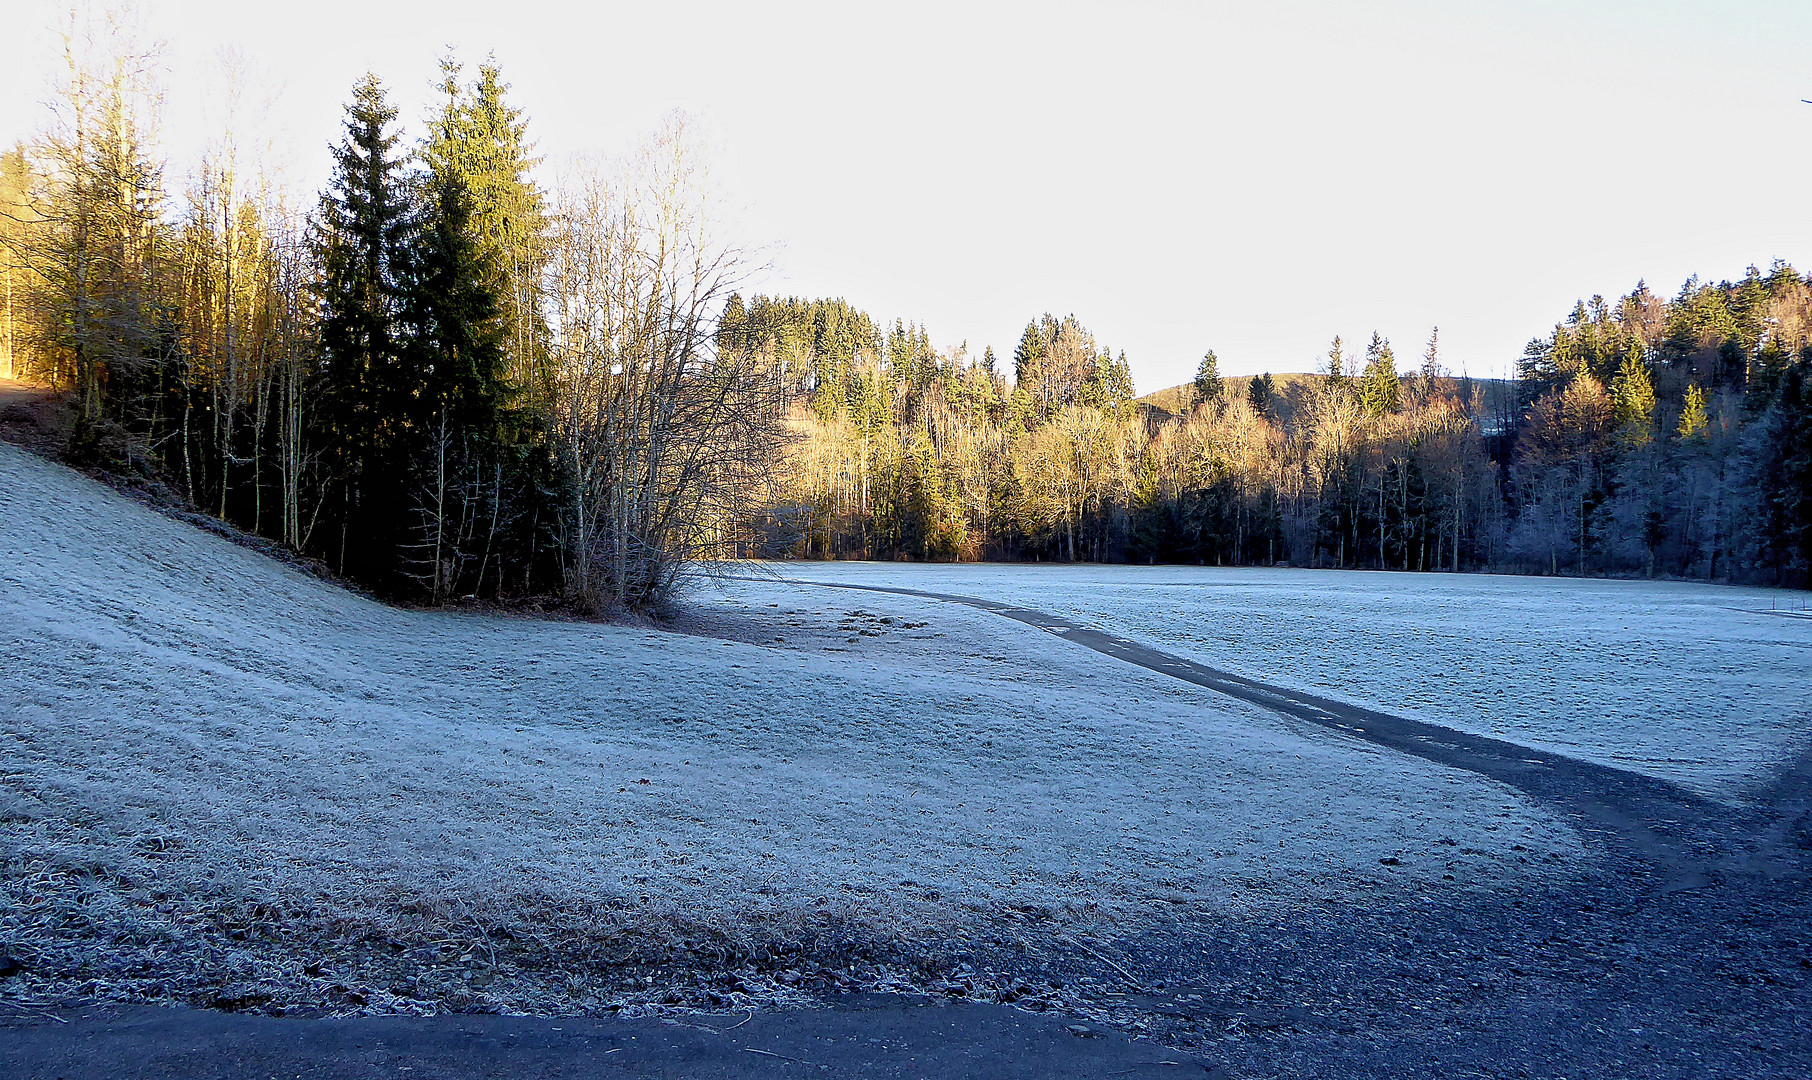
4, 28, 1810, 608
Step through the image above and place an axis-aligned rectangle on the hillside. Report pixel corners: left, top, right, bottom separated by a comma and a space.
1138, 372, 1326, 420
1138, 372, 1516, 424
0, 439, 1574, 1014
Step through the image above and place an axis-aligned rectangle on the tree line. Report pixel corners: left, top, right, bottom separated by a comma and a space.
4, 12, 1807, 601
1, 14, 780, 610
727, 266, 1812, 586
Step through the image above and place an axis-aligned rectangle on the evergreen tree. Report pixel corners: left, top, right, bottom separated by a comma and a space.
718, 292, 748, 355
1677, 383, 1709, 439
886, 319, 918, 388
1748, 334, 1795, 413
1418, 328, 1443, 394
1610, 345, 1656, 442
1012, 320, 1045, 388
394, 171, 517, 598
314, 74, 416, 581
1358, 332, 1400, 416
1247, 371, 1275, 418
1518, 335, 1560, 408
1324, 336, 1346, 384
1754, 359, 1812, 584
1103, 350, 1136, 414
1193, 350, 1224, 406
422, 56, 548, 398
402, 174, 509, 429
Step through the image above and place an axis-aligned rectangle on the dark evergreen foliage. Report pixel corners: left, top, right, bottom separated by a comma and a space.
313, 74, 416, 584
303, 72, 558, 598
1752, 356, 1812, 585
1193, 351, 1224, 405
1247, 372, 1275, 418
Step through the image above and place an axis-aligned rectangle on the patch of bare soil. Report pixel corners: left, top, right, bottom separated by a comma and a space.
0, 378, 73, 459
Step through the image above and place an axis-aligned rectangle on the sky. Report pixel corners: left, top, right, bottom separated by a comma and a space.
5, 0, 1812, 391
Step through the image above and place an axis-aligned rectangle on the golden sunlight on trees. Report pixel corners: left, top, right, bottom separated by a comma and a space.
4, 5, 1810, 600
743, 262, 1812, 587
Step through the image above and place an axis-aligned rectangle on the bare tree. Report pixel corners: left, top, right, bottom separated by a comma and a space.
33, 6, 167, 427
546, 118, 787, 611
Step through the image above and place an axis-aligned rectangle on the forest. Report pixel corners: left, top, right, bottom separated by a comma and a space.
727, 271, 1812, 586
3, 15, 1810, 606
1, 19, 779, 611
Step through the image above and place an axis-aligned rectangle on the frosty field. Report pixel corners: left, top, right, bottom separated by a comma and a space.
755, 562, 1812, 805
0, 441, 1593, 1010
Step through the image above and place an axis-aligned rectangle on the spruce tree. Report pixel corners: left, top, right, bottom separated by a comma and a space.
1193, 350, 1224, 406
315, 74, 416, 581
1756, 359, 1812, 584
1104, 350, 1136, 413
395, 170, 518, 598
1324, 336, 1346, 384
1248, 371, 1275, 418
1610, 345, 1656, 442
402, 173, 509, 431
1358, 333, 1400, 416
1012, 321, 1045, 388
1518, 335, 1561, 408
1748, 334, 1794, 413
423, 57, 549, 399
1677, 383, 1709, 439
1418, 328, 1442, 395
718, 292, 748, 355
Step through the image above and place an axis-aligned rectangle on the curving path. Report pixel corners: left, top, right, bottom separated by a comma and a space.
762, 575, 1800, 883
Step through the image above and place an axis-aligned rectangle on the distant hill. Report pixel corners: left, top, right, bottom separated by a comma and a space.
1138, 373, 1324, 420
1138, 372, 1516, 427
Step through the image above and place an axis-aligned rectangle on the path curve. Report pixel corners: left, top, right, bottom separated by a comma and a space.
757, 575, 1756, 878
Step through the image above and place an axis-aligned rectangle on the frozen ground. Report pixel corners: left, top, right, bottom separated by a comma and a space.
748, 562, 1812, 805
0, 442, 1578, 1012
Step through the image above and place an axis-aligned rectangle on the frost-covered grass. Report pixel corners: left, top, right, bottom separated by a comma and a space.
759, 562, 1812, 804
0, 442, 1579, 1011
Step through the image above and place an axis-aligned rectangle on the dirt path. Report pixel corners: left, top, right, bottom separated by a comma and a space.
747, 576, 1812, 1078
767, 576, 1801, 882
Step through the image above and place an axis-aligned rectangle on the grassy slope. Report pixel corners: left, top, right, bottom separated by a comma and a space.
0, 439, 1576, 1014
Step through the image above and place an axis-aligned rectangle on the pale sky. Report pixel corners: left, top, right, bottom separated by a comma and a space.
6, 0, 1811, 390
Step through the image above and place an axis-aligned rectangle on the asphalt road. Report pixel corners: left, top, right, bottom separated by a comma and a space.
0, 994, 1217, 1080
